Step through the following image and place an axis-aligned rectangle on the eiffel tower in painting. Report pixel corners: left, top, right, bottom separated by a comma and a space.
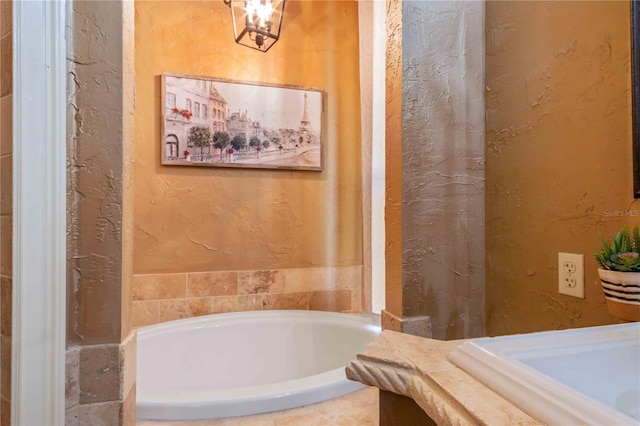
299, 92, 311, 142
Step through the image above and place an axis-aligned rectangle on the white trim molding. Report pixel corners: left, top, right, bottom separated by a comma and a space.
12, 0, 67, 424
358, 0, 386, 314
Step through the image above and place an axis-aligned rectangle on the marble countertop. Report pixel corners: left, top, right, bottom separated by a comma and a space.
346, 330, 543, 426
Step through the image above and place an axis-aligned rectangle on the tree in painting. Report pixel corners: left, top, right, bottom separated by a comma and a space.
231, 135, 247, 152
188, 126, 212, 155
213, 131, 230, 157
249, 136, 261, 151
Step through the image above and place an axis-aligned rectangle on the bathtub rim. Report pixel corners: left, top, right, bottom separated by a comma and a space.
136, 310, 381, 420
137, 309, 381, 339
449, 322, 639, 425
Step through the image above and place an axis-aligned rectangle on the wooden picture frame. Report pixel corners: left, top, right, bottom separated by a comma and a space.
161, 72, 324, 171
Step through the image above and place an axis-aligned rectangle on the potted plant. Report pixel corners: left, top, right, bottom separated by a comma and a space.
594, 225, 640, 322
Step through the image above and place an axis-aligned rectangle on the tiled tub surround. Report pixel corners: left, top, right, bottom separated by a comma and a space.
346, 331, 539, 425
137, 386, 378, 426
65, 331, 137, 425
132, 266, 363, 328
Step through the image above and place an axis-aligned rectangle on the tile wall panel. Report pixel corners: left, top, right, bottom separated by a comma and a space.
132, 266, 364, 328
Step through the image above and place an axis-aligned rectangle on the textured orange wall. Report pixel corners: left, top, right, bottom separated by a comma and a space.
486, 1, 640, 335
134, 0, 362, 274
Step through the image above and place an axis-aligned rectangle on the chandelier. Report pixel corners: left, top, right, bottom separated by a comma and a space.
224, 0, 286, 52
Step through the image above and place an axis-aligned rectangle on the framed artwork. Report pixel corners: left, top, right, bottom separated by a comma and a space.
161, 72, 324, 171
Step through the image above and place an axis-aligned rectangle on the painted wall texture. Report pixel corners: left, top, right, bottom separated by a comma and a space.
67, 0, 134, 346
65, 1, 136, 424
385, 0, 485, 340
0, 1, 11, 423
134, 0, 363, 276
485, 1, 640, 335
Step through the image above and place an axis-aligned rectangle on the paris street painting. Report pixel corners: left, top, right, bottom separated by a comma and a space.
161, 73, 324, 171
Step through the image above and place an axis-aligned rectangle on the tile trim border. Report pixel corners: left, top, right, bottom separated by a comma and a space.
132, 266, 364, 328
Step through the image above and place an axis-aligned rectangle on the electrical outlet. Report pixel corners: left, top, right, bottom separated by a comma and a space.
563, 261, 577, 274
563, 276, 577, 288
558, 252, 584, 298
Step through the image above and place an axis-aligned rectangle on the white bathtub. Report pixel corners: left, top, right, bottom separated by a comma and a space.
136, 310, 381, 420
450, 322, 640, 425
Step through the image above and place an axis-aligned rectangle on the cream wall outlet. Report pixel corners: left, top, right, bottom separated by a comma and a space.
558, 252, 584, 298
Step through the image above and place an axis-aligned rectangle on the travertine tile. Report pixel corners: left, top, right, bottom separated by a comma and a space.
283, 267, 336, 293
120, 330, 137, 401
351, 286, 363, 312
0, 35, 11, 98
79, 344, 120, 404
1, 95, 11, 156
65, 347, 80, 411
123, 385, 136, 426
1, 395, 10, 426
314, 387, 378, 414
0, 334, 10, 399
138, 419, 236, 426
266, 404, 316, 420
238, 270, 284, 294
0, 210, 11, 277
131, 300, 160, 328
135, 388, 378, 426
65, 405, 79, 426
309, 289, 351, 312
0, 155, 11, 216
313, 407, 377, 426
273, 414, 318, 425
132, 273, 186, 301
348, 331, 540, 426
428, 368, 540, 426
187, 271, 237, 297
0, 275, 11, 335
264, 292, 309, 310
0, 1, 12, 37
78, 400, 121, 426
344, 386, 379, 407
212, 295, 264, 314
335, 265, 363, 289
158, 297, 212, 323
227, 417, 275, 426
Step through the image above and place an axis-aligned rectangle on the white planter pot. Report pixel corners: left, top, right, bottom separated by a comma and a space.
597, 268, 640, 322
